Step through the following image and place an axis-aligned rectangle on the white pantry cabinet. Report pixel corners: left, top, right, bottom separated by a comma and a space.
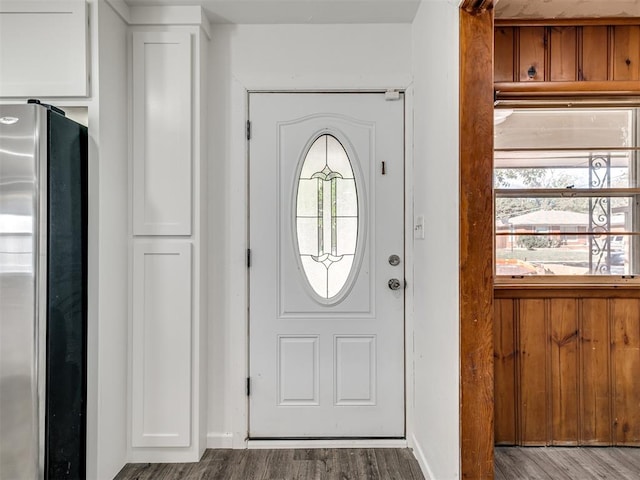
0, 1, 89, 97
129, 11, 209, 462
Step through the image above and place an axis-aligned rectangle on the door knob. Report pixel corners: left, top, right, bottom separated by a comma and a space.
388, 278, 402, 290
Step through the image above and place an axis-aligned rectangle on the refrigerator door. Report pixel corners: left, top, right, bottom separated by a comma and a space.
45, 108, 87, 480
0, 104, 45, 479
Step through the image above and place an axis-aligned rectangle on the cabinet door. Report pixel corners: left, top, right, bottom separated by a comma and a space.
0, 1, 88, 97
132, 31, 192, 236
132, 242, 192, 447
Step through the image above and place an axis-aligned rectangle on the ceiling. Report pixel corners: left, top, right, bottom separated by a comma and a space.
495, 0, 640, 19
122, 0, 422, 24
122, 0, 640, 23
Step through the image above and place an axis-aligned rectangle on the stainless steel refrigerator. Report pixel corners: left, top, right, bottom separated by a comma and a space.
0, 101, 87, 479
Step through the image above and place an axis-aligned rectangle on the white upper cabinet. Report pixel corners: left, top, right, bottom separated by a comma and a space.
132, 31, 192, 236
0, 1, 89, 97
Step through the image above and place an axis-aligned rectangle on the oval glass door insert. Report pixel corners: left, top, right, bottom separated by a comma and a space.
295, 134, 359, 301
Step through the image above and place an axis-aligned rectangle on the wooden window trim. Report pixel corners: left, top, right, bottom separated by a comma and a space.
460, 2, 495, 478
495, 284, 640, 298
496, 18, 640, 27
496, 80, 640, 97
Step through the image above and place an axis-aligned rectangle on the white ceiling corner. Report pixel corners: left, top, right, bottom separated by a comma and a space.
123, 0, 422, 24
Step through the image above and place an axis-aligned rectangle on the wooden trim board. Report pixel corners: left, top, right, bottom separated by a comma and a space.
460, 4, 495, 479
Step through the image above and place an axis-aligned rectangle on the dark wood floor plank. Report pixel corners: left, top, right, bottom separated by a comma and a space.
397, 447, 424, 479
586, 447, 640, 479
535, 448, 602, 479
615, 447, 640, 471
579, 448, 639, 479
495, 447, 640, 480
261, 449, 294, 480
114, 448, 425, 480
507, 448, 557, 480
354, 449, 381, 480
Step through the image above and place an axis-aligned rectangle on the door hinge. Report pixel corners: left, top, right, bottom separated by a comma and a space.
246, 377, 251, 396
247, 248, 251, 268
246, 120, 251, 140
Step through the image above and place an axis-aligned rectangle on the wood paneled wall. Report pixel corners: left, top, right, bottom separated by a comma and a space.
494, 292, 640, 446
496, 24, 640, 82
495, 22, 640, 87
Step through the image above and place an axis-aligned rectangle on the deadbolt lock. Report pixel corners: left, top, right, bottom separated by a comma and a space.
388, 254, 401, 266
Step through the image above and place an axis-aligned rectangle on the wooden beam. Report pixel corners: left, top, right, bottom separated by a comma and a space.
460, 5, 495, 480
460, 0, 495, 15
496, 17, 640, 27
495, 80, 640, 96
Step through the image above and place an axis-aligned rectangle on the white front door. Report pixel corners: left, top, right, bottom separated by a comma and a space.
249, 92, 404, 438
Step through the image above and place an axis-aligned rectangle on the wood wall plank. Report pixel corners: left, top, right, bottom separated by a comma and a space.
581, 26, 609, 81
495, 27, 515, 82
494, 299, 517, 445
581, 299, 612, 445
549, 27, 577, 81
611, 299, 640, 445
494, 22, 640, 88
519, 299, 548, 445
460, 6, 495, 478
495, 294, 640, 447
613, 26, 640, 81
519, 27, 546, 81
549, 298, 579, 445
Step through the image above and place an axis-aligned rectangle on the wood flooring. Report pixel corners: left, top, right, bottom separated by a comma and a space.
114, 448, 425, 480
495, 447, 640, 479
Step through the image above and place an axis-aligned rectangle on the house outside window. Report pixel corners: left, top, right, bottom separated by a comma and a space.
494, 107, 640, 282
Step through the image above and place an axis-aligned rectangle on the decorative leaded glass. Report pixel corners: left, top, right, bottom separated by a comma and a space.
295, 134, 358, 300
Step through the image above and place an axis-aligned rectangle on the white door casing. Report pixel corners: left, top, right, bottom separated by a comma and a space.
249, 92, 404, 438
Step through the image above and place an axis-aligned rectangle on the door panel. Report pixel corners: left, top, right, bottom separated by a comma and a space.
249, 93, 404, 438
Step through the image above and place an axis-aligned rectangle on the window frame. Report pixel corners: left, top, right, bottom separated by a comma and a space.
494, 105, 640, 285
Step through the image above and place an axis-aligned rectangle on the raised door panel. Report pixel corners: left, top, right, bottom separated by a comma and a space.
132, 242, 192, 447
613, 26, 640, 81
611, 299, 640, 445
495, 27, 515, 82
519, 299, 548, 444
494, 299, 517, 445
549, 299, 579, 445
133, 32, 192, 235
581, 299, 612, 445
519, 27, 546, 82
581, 26, 609, 81
549, 27, 577, 81
0, 1, 88, 97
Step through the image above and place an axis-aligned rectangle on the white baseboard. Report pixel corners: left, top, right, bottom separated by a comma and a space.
206, 432, 234, 449
247, 439, 408, 449
129, 449, 201, 463
408, 433, 434, 480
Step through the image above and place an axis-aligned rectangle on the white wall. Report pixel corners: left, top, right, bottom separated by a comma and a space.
207, 22, 413, 446
410, 1, 460, 479
87, 1, 129, 478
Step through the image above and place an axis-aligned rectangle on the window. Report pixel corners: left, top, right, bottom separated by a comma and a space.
295, 134, 359, 301
494, 107, 640, 281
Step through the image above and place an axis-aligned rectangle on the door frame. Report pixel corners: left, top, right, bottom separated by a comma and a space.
247, 91, 408, 441
223, 83, 415, 449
